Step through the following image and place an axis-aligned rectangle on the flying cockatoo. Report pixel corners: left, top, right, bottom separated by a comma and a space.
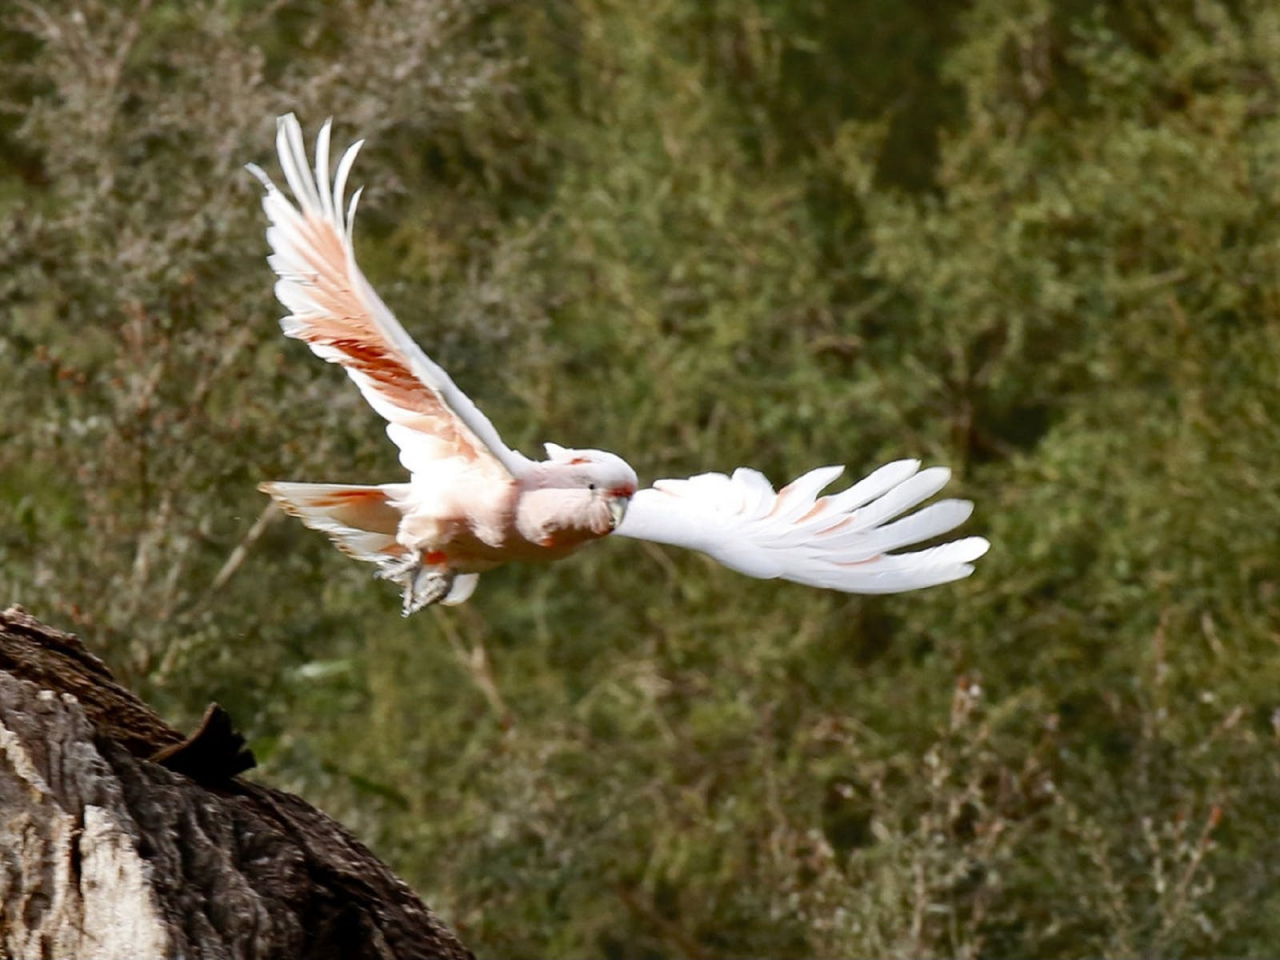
249, 115, 989, 614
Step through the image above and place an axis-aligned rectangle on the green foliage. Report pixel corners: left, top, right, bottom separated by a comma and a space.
5, 0, 1280, 956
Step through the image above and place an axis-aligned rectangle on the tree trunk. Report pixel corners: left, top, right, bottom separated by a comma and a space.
0, 604, 473, 960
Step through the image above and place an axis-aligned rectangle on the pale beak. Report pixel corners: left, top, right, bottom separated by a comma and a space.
607, 496, 628, 531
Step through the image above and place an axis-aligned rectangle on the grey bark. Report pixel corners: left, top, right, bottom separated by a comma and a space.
0, 604, 473, 960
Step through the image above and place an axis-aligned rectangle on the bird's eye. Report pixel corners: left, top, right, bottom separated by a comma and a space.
588, 482, 596, 491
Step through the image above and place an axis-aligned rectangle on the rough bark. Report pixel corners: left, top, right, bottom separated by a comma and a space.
0, 604, 473, 960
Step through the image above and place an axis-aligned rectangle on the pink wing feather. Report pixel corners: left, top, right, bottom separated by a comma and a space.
247, 114, 529, 481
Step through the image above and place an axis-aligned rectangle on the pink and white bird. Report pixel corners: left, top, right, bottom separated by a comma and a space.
249, 115, 990, 614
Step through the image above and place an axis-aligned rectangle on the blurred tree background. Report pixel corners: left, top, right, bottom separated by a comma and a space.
4, 0, 1280, 955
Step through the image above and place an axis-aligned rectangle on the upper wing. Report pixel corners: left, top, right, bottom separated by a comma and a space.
248, 114, 529, 480
613, 460, 989, 593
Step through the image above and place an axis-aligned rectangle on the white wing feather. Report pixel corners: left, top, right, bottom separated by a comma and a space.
248, 114, 530, 480
614, 459, 989, 593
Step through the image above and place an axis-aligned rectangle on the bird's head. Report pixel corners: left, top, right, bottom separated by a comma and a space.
538, 442, 638, 532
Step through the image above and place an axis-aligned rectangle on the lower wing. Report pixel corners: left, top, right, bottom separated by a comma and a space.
612, 460, 989, 593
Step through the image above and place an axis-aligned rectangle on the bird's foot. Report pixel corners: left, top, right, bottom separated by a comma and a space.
376, 554, 454, 616
402, 567, 454, 616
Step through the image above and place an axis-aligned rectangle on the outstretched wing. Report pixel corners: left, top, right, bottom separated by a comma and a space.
613, 460, 989, 593
248, 114, 529, 480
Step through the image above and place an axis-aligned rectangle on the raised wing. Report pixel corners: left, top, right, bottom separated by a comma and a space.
614, 460, 989, 593
248, 114, 529, 480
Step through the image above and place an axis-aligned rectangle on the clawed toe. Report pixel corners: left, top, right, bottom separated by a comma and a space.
374, 552, 455, 615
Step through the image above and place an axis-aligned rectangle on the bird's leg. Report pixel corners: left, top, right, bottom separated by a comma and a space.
375, 552, 455, 616
375, 554, 419, 584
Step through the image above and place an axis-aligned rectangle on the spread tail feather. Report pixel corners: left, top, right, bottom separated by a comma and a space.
259, 481, 478, 608
260, 481, 410, 564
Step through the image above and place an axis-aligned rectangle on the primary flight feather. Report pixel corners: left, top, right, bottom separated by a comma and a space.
250, 115, 990, 614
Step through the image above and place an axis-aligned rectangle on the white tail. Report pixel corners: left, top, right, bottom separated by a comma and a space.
259, 481, 410, 563
259, 481, 480, 607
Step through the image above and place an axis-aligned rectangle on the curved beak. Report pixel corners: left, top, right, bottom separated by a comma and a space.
607, 495, 628, 531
